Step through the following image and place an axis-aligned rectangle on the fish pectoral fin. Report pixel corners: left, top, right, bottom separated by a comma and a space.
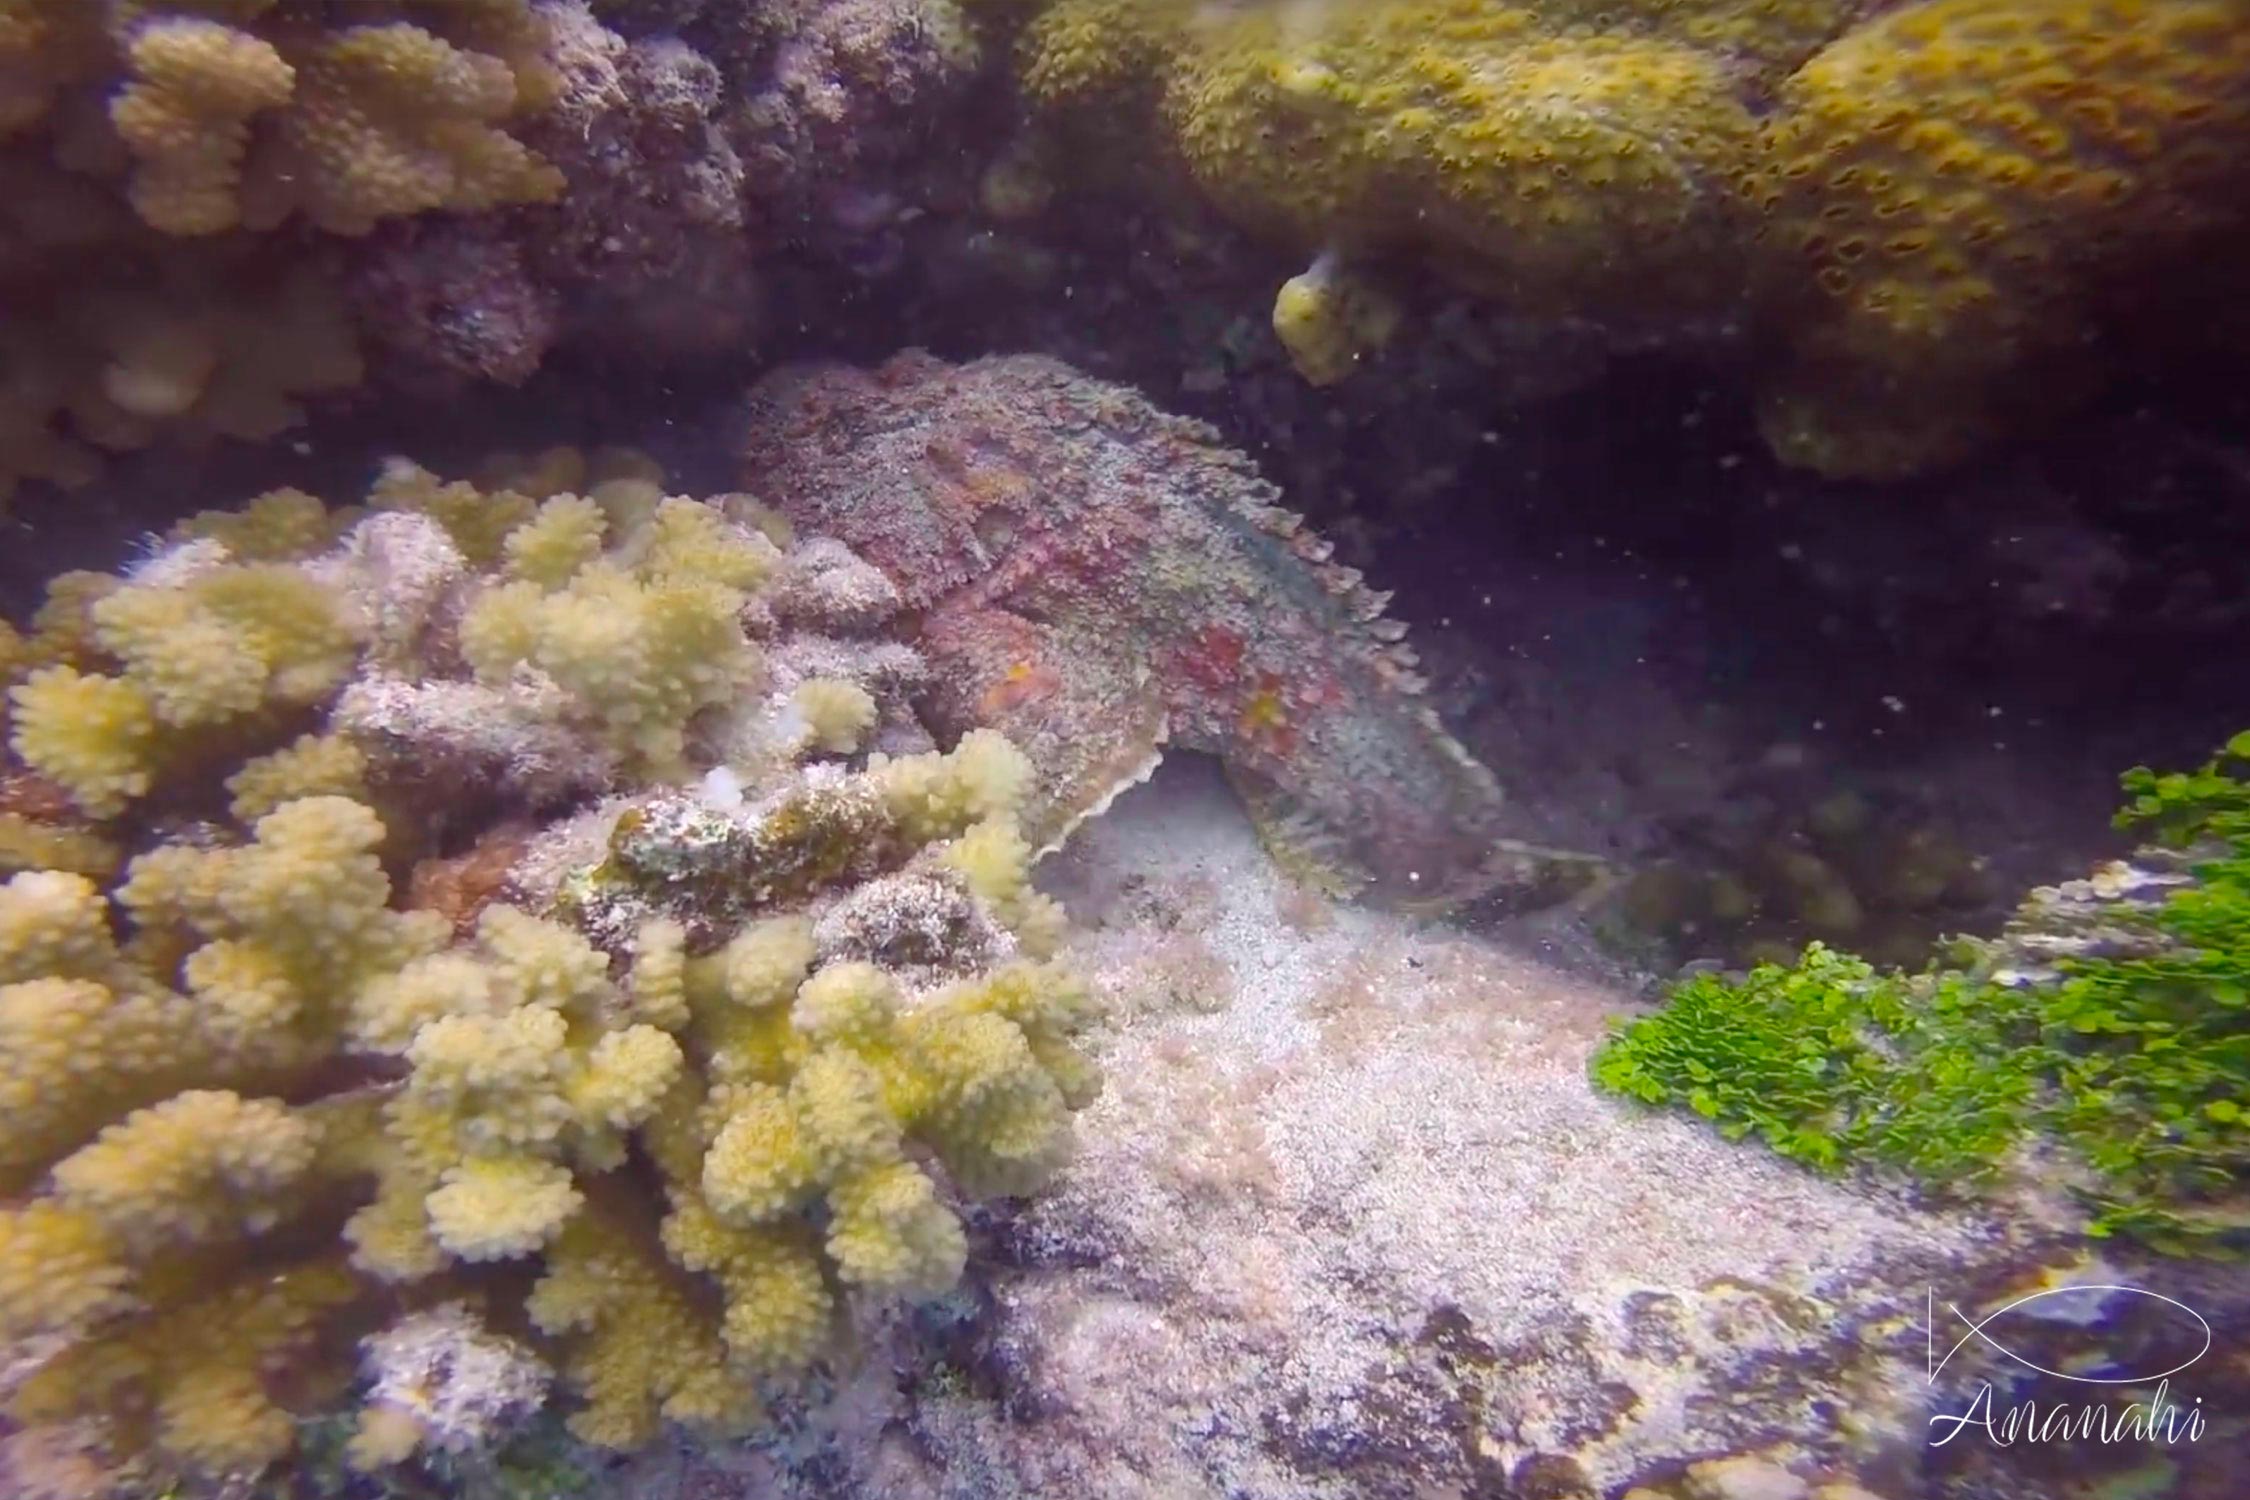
1445, 840, 1616, 920
1227, 764, 1376, 901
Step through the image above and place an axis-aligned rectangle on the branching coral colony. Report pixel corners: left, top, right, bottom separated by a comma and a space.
0, 449, 1099, 1484
1595, 730, 2250, 1259
0, 0, 563, 501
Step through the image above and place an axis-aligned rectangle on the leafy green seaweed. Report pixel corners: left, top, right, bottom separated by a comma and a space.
1592, 731, 2250, 1256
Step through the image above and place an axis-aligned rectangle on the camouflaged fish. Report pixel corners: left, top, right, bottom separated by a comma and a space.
736, 351, 1597, 911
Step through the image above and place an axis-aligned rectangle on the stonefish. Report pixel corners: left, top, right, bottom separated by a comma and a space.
737, 352, 1593, 912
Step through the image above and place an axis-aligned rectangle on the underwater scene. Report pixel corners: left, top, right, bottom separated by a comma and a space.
0, 1, 2244, 1497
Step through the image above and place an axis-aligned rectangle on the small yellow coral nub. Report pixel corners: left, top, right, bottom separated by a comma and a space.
9, 667, 158, 818
426, 1155, 582, 1261
793, 677, 879, 754
1272, 253, 1402, 387
227, 732, 368, 824
506, 494, 608, 589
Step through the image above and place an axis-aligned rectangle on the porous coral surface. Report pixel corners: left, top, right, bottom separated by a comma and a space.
986, 0, 2250, 476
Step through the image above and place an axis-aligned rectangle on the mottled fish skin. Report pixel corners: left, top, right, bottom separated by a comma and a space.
737, 350, 1571, 909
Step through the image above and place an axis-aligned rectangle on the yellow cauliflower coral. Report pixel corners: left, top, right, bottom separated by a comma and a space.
93, 4, 565, 237
696, 953, 1091, 1292
0, 4, 558, 500
0, 258, 369, 498
462, 499, 770, 775
171, 485, 342, 561
0, 791, 446, 1471
49, 1089, 318, 1255
659, 1198, 831, 1371
111, 17, 296, 236
0, 812, 120, 878
343, 904, 686, 1277
225, 731, 367, 823
627, 916, 691, 1030
8, 666, 157, 817
875, 727, 1036, 841
9, 560, 356, 817
371, 456, 536, 564
243, 19, 562, 236
9, 1259, 358, 1474
0, 461, 1102, 1474
0, 970, 206, 1200
0, 0, 103, 137
527, 1207, 759, 1447
793, 676, 879, 754
505, 493, 608, 588
425, 1154, 583, 1261
344, 718, 1097, 1449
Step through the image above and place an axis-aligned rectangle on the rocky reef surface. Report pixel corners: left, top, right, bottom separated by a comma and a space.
0, 2, 2242, 1495
584, 758, 2246, 1500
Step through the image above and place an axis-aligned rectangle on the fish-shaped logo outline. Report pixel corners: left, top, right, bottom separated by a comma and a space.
1926, 1285, 2212, 1386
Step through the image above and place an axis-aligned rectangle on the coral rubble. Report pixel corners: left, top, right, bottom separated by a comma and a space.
0, 454, 1098, 1483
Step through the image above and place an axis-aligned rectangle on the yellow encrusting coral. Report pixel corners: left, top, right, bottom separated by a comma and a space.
991, 0, 2250, 476
1147, 0, 1765, 314
1747, 0, 2250, 476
